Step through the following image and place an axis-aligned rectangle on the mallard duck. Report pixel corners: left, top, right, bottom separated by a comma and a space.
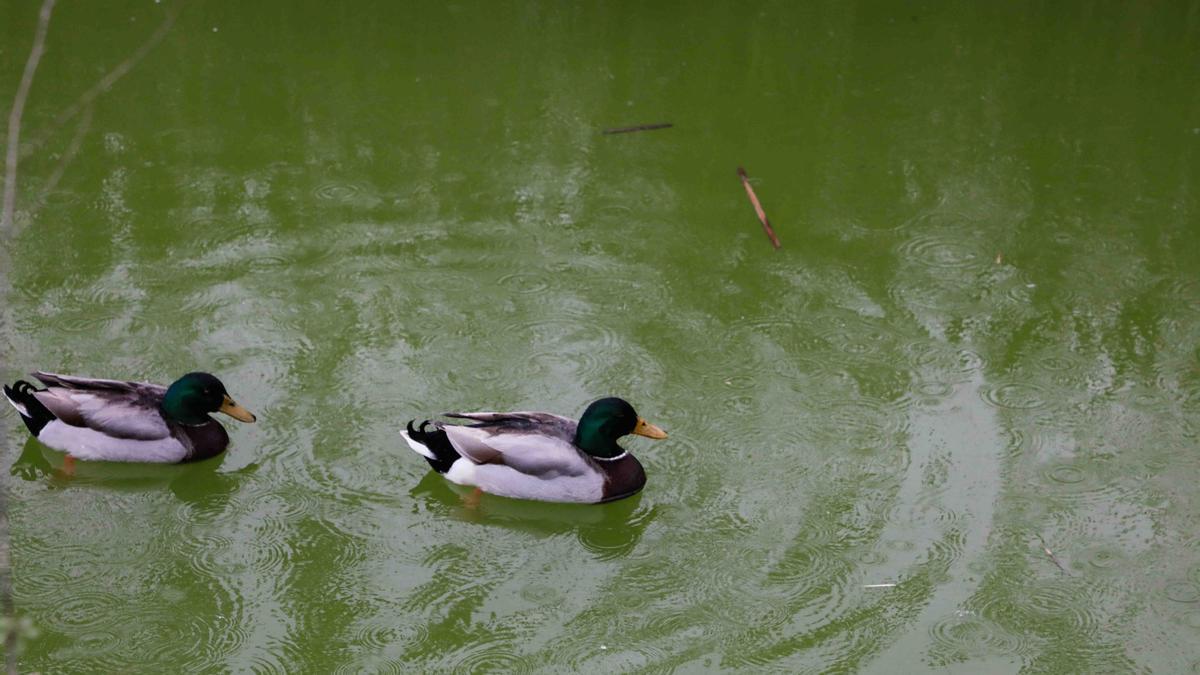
401, 397, 667, 504
3, 371, 256, 464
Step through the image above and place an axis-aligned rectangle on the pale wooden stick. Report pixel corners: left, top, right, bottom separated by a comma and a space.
737, 166, 781, 249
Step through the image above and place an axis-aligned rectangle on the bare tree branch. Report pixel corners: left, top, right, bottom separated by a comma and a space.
1, 0, 57, 233
19, 2, 184, 163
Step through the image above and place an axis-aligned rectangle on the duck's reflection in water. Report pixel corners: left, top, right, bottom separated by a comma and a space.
409, 471, 657, 560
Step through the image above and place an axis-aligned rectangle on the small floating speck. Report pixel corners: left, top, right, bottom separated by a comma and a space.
864, 583, 897, 588
1026, 283, 1036, 288
599, 645, 607, 651
212, 26, 219, 32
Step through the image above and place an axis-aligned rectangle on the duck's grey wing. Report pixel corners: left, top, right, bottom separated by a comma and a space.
437, 411, 588, 477
444, 411, 575, 429
31, 371, 169, 440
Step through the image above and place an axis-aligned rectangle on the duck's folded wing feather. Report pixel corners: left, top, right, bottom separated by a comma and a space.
33, 371, 166, 394
443, 411, 575, 428
441, 417, 590, 475
31, 372, 169, 440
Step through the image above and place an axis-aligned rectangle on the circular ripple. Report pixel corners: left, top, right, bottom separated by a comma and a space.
1126, 388, 1170, 414
1162, 278, 1200, 313
171, 614, 247, 669
353, 620, 428, 652
594, 203, 634, 220
765, 542, 844, 586
313, 181, 364, 202
21, 567, 75, 601
1080, 546, 1127, 572
1039, 355, 1077, 372
1015, 582, 1100, 634
905, 341, 986, 377
639, 606, 708, 645
1166, 581, 1200, 603
898, 234, 983, 270
811, 317, 893, 347
519, 584, 565, 606
858, 549, 888, 565
498, 272, 551, 295
1036, 466, 1120, 511
981, 382, 1049, 410
527, 349, 606, 386
720, 316, 823, 361
187, 533, 237, 578
449, 643, 533, 674
518, 315, 621, 348
46, 591, 125, 632
929, 612, 1023, 658
1046, 465, 1086, 485
74, 630, 120, 656
916, 381, 955, 398
887, 278, 960, 311
243, 515, 300, 577
822, 334, 880, 356
466, 364, 504, 384
578, 522, 647, 560
813, 398, 909, 454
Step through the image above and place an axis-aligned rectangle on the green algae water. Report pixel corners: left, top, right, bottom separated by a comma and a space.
2, 0, 1199, 671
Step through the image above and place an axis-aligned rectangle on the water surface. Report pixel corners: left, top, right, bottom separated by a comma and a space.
2, 1, 1199, 672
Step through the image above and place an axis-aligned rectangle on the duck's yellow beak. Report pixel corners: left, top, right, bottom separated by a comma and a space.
219, 395, 257, 423
633, 417, 668, 439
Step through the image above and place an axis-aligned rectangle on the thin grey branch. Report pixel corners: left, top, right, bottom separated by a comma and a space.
1, 0, 57, 233
19, 2, 183, 163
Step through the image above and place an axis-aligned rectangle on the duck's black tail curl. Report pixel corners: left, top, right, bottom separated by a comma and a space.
406, 420, 460, 474
3, 380, 56, 436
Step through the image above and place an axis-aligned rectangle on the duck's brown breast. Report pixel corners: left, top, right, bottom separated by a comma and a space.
175, 420, 230, 462
597, 454, 646, 503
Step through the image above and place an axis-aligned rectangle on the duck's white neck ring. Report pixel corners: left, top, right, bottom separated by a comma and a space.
591, 451, 629, 462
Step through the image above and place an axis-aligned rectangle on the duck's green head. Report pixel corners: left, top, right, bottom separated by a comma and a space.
574, 397, 667, 459
161, 372, 257, 426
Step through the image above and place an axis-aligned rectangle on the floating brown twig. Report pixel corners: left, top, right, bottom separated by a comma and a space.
601, 122, 673, 135
737, 166, 780, 249
1035, 533, 1071, 576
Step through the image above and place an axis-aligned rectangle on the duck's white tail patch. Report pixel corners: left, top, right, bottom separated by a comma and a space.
400, 429, 436, 460
3, 391, 29, 418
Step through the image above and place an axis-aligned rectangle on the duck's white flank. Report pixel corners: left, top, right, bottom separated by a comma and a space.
444, 459, 605, 503
37, 421, 188, 463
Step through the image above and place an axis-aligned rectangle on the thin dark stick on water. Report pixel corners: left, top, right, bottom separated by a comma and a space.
601, 122, 673, 135
1035, 533, 1071, 576
737, 166, 781, 249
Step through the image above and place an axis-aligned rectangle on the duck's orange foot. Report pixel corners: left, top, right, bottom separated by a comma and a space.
52, 455, 77, 482
462, 487, 483, 510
